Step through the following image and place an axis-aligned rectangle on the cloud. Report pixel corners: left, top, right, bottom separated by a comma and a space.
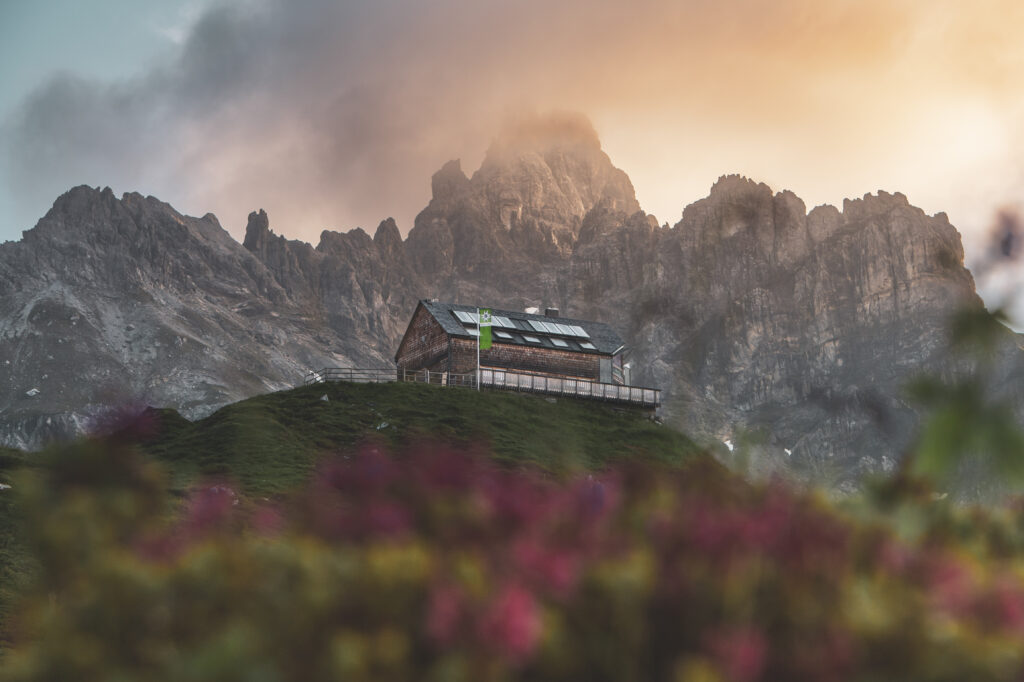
3, 0, 1024, 251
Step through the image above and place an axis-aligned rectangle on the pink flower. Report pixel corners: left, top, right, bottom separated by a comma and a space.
87, 402, 161, 442
512, 538, 580, 598
251, 504, 284, 536
412, 446, 484, 492
877, 539, 912, 574
426, 584, 464, 646
978, 578, 1024, 633
996, 583, 1024, 632
364, 500, 411, 538
707, 627, 767, 682
185, 484, 237, 533
926, 555, 975, 617
479, 583, 543, 663
573, 474, 621, 522
319, 446, 398, 495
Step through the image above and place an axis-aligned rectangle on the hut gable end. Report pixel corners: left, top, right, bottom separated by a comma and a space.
394, 303, 450, 370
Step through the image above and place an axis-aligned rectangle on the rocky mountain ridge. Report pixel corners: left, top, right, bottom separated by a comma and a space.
1, 114, 1019, 484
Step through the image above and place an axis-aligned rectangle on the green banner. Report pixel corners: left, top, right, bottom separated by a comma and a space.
479, 308, 492, 350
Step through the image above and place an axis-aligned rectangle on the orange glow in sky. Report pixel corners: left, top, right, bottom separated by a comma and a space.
4, 0, 1024, 291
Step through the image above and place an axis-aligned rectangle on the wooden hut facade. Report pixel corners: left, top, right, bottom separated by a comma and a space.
394, 300, 659, 407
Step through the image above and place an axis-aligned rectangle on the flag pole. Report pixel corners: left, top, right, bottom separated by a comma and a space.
476, 307, 480, 391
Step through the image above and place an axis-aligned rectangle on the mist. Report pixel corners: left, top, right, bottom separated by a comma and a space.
3, 0, 1024, 271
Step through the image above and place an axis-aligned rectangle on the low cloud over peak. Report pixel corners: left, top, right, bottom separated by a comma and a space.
3, 0, 1024, 259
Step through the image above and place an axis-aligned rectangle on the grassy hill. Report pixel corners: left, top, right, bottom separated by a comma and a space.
0, 381, 700, 650
0, 448, 35, 649
140, 381, 701, 495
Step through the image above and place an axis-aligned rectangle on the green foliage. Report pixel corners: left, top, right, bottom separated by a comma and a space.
949, 307, 1013, 358
908, 377, 1024, 486
0, 449, 37, 652
141, 382, 699, 495
906, 306, 1024, 494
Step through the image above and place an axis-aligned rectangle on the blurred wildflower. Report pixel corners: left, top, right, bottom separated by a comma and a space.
425, 583, 465, 646
705, 626, 766, 682
10, 439, 1024, 680
478, 583, 542, 663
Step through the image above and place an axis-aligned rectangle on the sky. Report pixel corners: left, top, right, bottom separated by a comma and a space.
2, 0, 1024, 314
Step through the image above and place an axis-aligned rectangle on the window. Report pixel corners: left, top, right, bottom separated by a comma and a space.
465, 327, 480, 336
494, 330, 513, 339
551, 338, 569, 347
579, 341, 597, 350
523, 335, 541, 343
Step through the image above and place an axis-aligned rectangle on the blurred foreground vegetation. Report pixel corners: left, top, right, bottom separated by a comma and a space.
7, 426, 1024, 680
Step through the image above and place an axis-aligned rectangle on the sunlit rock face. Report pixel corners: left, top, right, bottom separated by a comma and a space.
404, 112, 640, 299
631, 179, 984, 484
1, 114, 1017, 487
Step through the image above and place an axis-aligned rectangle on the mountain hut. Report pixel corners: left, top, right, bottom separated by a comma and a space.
393, 300, 659, 408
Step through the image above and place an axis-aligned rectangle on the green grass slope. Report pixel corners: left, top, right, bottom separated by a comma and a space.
0, 448, 36, 649
142, 381, 700, 495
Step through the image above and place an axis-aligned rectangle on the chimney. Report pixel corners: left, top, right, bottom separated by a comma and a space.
545, 307, 559, 318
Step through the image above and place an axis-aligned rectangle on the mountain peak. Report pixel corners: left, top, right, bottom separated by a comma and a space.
45, 184, 116, 218
430, 159, 470, 205
242, 209, 274, 253
475, 111, 641, 219
707, 174, 774, 201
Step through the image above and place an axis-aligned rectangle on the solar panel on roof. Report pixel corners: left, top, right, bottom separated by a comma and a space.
570, 325, 589, 338
556, 323, 575, 335
529, 320, 546, 333
493, 316, 514, 328
454, 310, 477, 324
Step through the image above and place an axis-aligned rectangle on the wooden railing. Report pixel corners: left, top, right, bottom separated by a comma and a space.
304, 367, 660, 408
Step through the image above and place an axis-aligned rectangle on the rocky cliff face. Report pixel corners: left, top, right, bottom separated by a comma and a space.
0, 188, 393, 448
633, 180, 983, 482
1, 114, 1016, 485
